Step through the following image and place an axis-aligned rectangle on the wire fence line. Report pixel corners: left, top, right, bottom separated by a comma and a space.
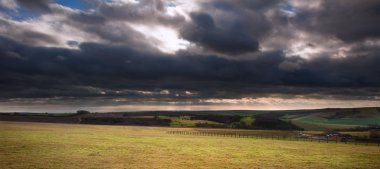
167, 131, 380, 147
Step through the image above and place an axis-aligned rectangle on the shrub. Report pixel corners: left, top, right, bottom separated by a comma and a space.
77, 110, 91, 115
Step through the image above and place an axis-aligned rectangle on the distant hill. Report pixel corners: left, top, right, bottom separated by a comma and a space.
1, 107, 380, 131
278, 107, 380, 130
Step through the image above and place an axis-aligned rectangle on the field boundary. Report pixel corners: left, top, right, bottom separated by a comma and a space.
167, 130, 380, 147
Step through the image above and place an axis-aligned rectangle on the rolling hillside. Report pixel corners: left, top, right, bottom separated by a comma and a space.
1, 107, 380, 131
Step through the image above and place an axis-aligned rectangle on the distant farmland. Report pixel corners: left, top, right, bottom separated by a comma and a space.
1, 121, 380, 169
284, 107, 380, 130
1, 107, 380, 131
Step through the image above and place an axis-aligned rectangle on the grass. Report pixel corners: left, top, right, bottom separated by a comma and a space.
159, 116, 222, 127
240, 116, 255, 126
289, 115, 379, 130
280, 108, 380, 130
300, 116, 380, 126
340, 131, 369, 138
192, 128, 298, 137
291, 118, 363, 130
1, 121, 380, 169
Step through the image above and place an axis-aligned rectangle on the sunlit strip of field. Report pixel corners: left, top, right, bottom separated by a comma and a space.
1, 121, 379, 169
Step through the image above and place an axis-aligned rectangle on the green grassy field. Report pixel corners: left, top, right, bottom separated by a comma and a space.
290, 119, 363, 130
297, 116, 380, 125
158, 116, 223, 127
158, 115, 255, 128
1, 121, 380, 169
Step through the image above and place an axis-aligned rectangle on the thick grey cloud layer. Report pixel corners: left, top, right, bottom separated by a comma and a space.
0, 0, 380, 109
294, 0, 380, 42
1, 36, 379, 99
180, 0, 275, 54
180, 12, 259, 55
15, 0, 52, 12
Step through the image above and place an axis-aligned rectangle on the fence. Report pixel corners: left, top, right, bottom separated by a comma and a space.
167, 131, 380, 147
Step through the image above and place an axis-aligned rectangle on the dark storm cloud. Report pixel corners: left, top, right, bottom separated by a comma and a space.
15, 0, 52, 12
1, 36, 380, 101
211, 0, 281, 11
294, 0, 380, 42
0, 0, 380, 108
179, 0, 277, 55
180, 12, 259, 55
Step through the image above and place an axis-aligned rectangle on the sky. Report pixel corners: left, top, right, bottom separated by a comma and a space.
0, 0, 380, 112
